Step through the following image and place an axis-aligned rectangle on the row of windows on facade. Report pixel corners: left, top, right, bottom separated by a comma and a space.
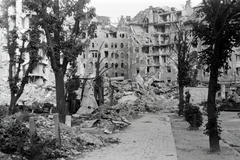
82, 62, 126, 69
105, 32, 128, 39
85, 52, 128, 59
92, 42, 127, 49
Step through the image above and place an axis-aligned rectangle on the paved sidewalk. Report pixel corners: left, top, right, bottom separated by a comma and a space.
78, 113, 178, 160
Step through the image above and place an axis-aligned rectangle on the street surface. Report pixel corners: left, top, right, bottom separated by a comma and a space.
219, 111, 240, 152
78, 113, 177, 160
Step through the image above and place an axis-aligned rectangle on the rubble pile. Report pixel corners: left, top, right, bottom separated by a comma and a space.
18, 84, 56, 106
74, 103, 134, 135
103, 74, 179, 113
0, 73, 180, 159
0, 113, 120, 159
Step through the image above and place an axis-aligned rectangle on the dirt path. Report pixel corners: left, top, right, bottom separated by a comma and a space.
170, 113, 240, 160
77, 113, 177, 160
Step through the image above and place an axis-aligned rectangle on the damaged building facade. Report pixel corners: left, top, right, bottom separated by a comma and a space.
78, 1, 197, 86
77, 16, 130, 79
0, 0, 54, 86
1, 0, 240, 94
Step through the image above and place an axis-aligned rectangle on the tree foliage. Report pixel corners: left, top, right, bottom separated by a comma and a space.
170, 21, 199, 115
23, 0, 96, 122
191, 0, 240, 151
192, 0, 240, 72
0, 0, 43, 114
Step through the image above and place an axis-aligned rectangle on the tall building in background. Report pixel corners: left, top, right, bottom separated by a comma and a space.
0, 0, 54, 86
1, 0, 240, 93
77, 16, 130, 79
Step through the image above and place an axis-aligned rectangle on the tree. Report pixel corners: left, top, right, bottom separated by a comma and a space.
0, 0, 42, 114
191, 0, 240, 151
170, 21, 198, 116
23, 0, 96, 122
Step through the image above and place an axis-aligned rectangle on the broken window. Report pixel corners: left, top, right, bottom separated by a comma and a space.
137, 69, 139, 74
167, 78, 171, 83
121, 63, 124, 68
115, 63, 118, 68
224, 69, 228, 75
147, 67, 150, 73
121, 43, 124, 48
105, 51, 109, 58
153, 56, 159, 63
167, 66, 171, 73
142, 46, 149, 54
121, 73, 124, 76
121, 53, 124, 58
115, 53, 119, 59
110, 32, 117, 38
105, 63, 108, 68
162, 56, 167, 63
105, 43, 108, 48
236, 55, 240, 61
115, 73, 118, 77
83, 63, 86, 68
237, 68, 240, 75
115, 43, 117, 48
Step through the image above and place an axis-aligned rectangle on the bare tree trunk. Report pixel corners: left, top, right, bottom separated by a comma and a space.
207, 42, 220, 151
178, 84, 184, 116
207, 68, 220, 151
55, 72, 66, 123
9, 94, 17, 114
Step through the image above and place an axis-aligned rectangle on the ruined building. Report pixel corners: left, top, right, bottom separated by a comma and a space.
2, 0, 240, 93
0, 0, 54, 86
78, 1, 197, 87
77, 16, 130, 79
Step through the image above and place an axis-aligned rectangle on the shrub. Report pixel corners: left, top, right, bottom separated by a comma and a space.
184, 103, 203, 130
0, 118, 30, 154
0, 105, 8, 118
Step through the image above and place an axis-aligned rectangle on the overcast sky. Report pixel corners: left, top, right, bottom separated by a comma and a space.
90, 0, 202, 25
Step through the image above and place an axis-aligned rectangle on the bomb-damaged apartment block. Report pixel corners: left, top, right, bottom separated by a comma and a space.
0, 0, 55, 86
77, 0, 196, 86
2, 0, 240, 91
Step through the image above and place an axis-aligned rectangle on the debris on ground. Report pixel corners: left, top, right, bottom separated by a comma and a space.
0, 74, 180, 159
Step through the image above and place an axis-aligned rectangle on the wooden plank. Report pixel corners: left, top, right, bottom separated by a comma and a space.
29, 117, 37, 144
